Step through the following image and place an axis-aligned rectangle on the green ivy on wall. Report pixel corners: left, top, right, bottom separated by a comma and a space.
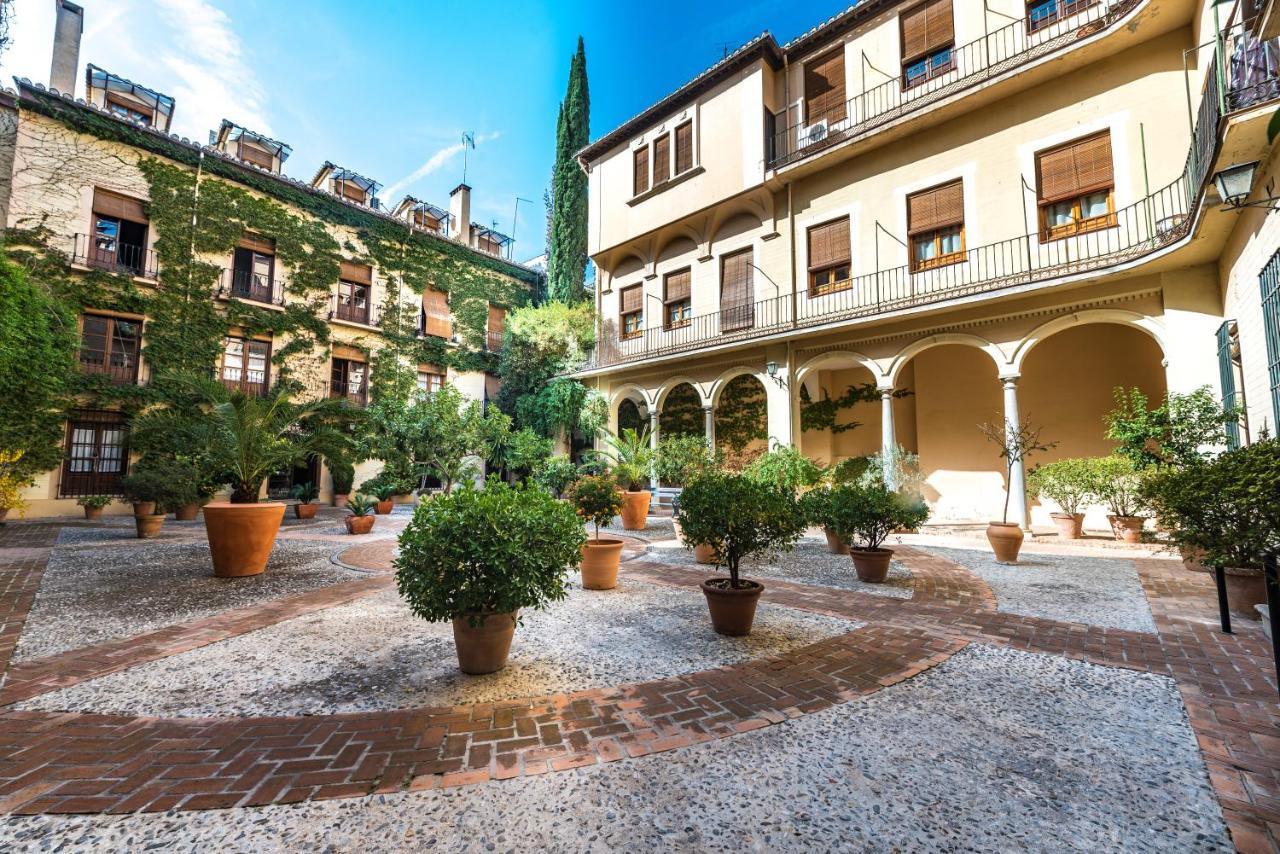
658, 383, 703, 437
799, 383, 909, 434
714, 375, 767, 452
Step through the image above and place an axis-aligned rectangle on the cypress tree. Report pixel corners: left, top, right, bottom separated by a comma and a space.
546, 37, 590, 303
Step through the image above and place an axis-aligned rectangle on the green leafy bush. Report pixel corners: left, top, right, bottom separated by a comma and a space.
565, 474, 623, 540
743, 444, 824, 494
1028, 458, 1097, 516
75, 495, 114, 509
676, 472, 806, 586
1106, 386, 1238, 469
328, 458, 356, 495
120, 456, 200, 511
290, 482, 319, 504
395, 481, 585, 624
362, 481, 397, 501
346, 494, 377, 516
532, 455, 579, 497
1087, 455, 1145, 518
797, 486, 833, 528
826, 482, 930, 551
602, 427, 654, 491
829, 457, 872, 485
656, 435, 721, 487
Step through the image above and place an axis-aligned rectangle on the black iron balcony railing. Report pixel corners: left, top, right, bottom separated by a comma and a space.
218, 268, 283, 306
71, 233, 159, 279
589, 25, 1277, 371
768, 0, 1140, 169
328, 294, 380, 327
220, 367, 269, 397
79, 348, 141, 385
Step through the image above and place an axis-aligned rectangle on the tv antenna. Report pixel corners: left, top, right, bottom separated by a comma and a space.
461, 131, 476, 184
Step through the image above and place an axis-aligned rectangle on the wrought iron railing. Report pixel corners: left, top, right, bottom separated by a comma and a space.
218, 267, 283, 306
329, 294, 380, 327
71, 233, 159, 279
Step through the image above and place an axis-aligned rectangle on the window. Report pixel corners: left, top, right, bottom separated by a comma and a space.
663, 269, 692, 329
1261, 248, 1280, 433
487, 305, 506, 351
653, 134, 671, 187
1027, 0, 1097, 32
89, 188, 149, 276
901, 0, 955, 89
422, 288, 452, 338
331, 358, 368, 407
231, 234, 276, 303
79, 313, 142, 385
105, 96, 153, 126
807, 217, 852, 295
720, 248, 755, 332
334, 179, 367, 204
804, 47, 846, 125
417, 368, 446, 396
674, 121, 694, 175
1035, 131, 1115, 240
1216, 321, 1242, 450
908, 180, 965, 271
633, 146, 650, 196
619, 285, 644, 338
237, 140, 273, 170
413, 210, 443, 233
60, 410, 129, 497
335, 261, 372, 324
221, 336, 270, 397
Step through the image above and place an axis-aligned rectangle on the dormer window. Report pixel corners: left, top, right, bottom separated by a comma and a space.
312, 163, 381, 208
106, 96, 154, 126
238, 141, 273, 170
214, 121, 291, 174
335, 179, 368, 205
86, 65, 174, 133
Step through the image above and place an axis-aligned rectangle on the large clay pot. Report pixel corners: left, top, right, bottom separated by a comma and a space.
135, 514, 165, 539
619, 489, 651, 531
701, 579, 763, 636
581, 538, 624, 590
850, 547, 893, 583
452, 610, 518, 674
1224, 567, 1267, 619
202, 502, 285, 578
1050, 512, 1084, 540
693, 543, 716, 564
345, 514, 375, 535
375, 498, 394, 515
132, 501, 156, 517
823, 526, 850, 555
986, 522, 1024, 564
333, 494, 350, 509
1108, 515, 1145, 544
293, 502, 318, 520
83, 505, 104, 521
174, 503, 200, 521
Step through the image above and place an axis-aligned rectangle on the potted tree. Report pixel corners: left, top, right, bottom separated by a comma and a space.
329, 457, 355, 508
395, 481, 584, 674
799, 486, 846, 555
657, 435, 721, 539
344, 494, 377, 534
1027, 458, 1097, 540
120, 461, 180, 539
1090, 455, 1146, 543
979, 416, 1056, 564
677, 472, 806, 636
603, 428, 654, 530
290, 482, 320, 519
76, 495, 112, 520
826, 481, 930, 583
566, 474, 626, 590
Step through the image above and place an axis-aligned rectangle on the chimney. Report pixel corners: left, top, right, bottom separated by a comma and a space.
449, 183, 472, 246
49, 1, 84, 96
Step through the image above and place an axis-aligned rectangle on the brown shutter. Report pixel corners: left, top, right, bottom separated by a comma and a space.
238, 141, 273, 170
901, 0, 954, 62
664, 269, 691, 303
1036, 131, 1113, 204
907, 180, 965, 235
93, 188, 147, 222
339, 261, 372, 284
720, 248, 754, 331
653, 135, 670, 185
807, 217, 851, 271
238, 232, 275, 254
487, 304, 506, 337
633, 147, 649, 195
332, 343, 364, 361
620, 285, 643, 313
674, 122, 693, 174
423, 288, 452, 338
804, 47, 846, 124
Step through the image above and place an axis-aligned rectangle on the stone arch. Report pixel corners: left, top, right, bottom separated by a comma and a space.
655, 375, 710, 409
713, 372, 771, 467
608, 384, 654, 434
887, 333, 1010, 385
655, 233, 699, 265
1010, 310, 1169, 374
658, 382, 706, 437
795, 350, 888, 387
710, 211, 763, 247
608, 252, 647, 282
709, 366, 769, 406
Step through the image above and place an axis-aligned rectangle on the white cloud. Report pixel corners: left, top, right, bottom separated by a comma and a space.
382, 131, 500, 200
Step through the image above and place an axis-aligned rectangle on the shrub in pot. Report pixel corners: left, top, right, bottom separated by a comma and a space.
365, 482, 397, 515
344, 494, 377, 534
290, 481, 320, 519
566, 474, 626, 589
799, 487, 847, 555
826, 482, 930, 582
532, 454, 579, 499
1089, 455, 1147, 543
743, 444, 825, 495
979, 417, 1056, 564
677, 472, 806, 635
1027, 458, 1097, 540
657, 435, 721, 539
603, 428, 654, 530
76, 494, 112, 520
395, 481, 584, 674
329, 457, 355, 507
120, 458, 191, 538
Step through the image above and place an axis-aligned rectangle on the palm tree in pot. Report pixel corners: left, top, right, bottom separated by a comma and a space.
602, 427, 655, 530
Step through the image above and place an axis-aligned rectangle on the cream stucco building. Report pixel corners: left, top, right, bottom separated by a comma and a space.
576, 0, 1280, 530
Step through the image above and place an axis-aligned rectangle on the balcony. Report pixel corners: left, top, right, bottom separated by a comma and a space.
768, 0, 1140, 169
71, 233, 158, 279
486, 330, 504, 352
79, 348, 140, 385
328, 294, 381, 328
217, 268, 283, 306
220, 367, 269, 398
329, 386, 368, 407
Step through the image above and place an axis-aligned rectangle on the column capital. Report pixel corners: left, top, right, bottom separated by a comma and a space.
877, 384, 895, 397
999, 373, 1021, 387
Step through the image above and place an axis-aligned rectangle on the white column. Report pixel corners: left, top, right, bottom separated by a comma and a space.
1002, 376, 1031, 530
879, 386, 897, 489
648, 409, 660, 491
765, 372, 794, 448
703, 404, 715, 450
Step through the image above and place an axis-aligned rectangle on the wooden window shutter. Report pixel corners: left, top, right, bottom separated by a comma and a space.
664, 269, 691, 303
807, 217, 851, 271
674, 122, 693, 174
238, 141, 273, 169
620, 285, 643, 313
633, 147, 649, 195
653, 135, 670, 185
720, 248, 754, 331
422, 288, 452, 338
92, 188, 147, 222
804, 47, 846, 124
339, 261, 372, 284
487, 305, 506, 337
901, 0, 954, 62
1036, 131, 1113, 204
907, 180, 965, 235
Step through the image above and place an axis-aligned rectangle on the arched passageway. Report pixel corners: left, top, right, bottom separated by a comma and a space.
713, 374, 768, 469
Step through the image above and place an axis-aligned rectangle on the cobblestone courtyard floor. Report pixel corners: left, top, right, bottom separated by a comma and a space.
0, 509, 1276, 852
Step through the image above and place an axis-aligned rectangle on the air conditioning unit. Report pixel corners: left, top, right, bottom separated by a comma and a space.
798, 120, 829, 148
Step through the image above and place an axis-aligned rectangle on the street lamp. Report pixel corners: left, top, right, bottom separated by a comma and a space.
765, 359, 787, 389
1212, 161, 1280, 210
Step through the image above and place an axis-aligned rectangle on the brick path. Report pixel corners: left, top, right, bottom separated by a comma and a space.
0, 520, 1275, 852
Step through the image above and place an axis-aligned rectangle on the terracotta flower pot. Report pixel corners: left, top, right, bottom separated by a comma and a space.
83, 506, 104, 521
986, 521, 1024, 564
619, 489, 651, 530
375, 499, 394, 515
345, 514, 375, 535
293, 502, 318, 520
135, 514, 165, 539
202, 502, 285, 578
452, 610, 518, 674
1050, 512, 1084, 540
333, 494, 350, 508
850, 547, 893, 583
693, 543, 716, 564
1180, 545, 1208, 573
1224, 567, 1267, 619
823, 526, 850, 555
1107, 515, 1145, 543
581, 538, 624, 590
132, 501, 156, 518
174, 502, 200, 521
701, 578, 763, 636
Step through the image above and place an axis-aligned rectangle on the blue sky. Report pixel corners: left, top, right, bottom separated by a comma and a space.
1, 0, 851, 261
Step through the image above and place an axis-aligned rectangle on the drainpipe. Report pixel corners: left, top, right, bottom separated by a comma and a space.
788, 181, 797, 328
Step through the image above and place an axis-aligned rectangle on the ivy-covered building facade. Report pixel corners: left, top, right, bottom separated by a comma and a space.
0, 66, 540, 518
